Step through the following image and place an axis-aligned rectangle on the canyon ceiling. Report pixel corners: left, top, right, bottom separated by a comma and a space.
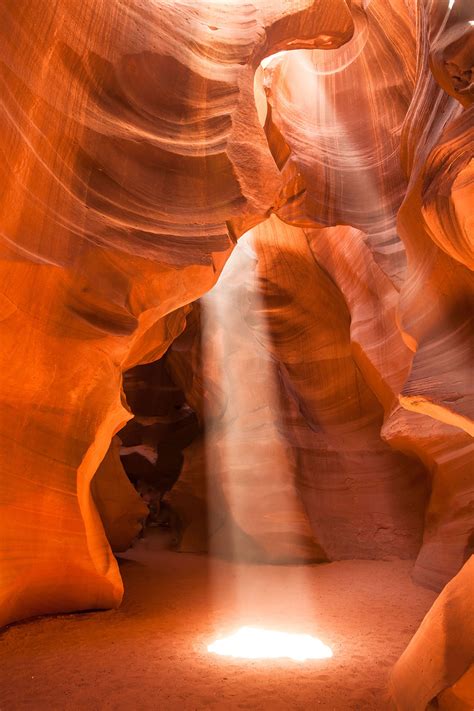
0, 0, 472, 708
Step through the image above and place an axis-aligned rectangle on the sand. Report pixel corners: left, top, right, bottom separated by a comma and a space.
0, 530, 437, 710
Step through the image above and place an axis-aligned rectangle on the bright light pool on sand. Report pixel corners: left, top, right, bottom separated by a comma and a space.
207, 626, 333, 662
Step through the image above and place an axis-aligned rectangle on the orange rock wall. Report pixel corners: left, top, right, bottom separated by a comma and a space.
0, 12, 472, 700
390, 556, 474, 711
263, 0, 473, 591
0, 0, 354, 628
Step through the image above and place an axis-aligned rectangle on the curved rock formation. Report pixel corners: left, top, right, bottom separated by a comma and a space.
0, 0, 354, 627
91, 436, 148, 552
259, 0, 473, 592
390, 556, 474, 711
163, 214, 428, 562
250, 216, 428, 559
383, 0, 474, 591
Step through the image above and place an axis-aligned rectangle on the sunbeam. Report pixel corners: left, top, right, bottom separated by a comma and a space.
201, 229, 324, 640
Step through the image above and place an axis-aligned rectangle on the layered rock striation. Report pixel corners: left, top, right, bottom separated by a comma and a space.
0, 0, 354, 628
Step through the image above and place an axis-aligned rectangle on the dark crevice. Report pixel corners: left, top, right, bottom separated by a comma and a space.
119, 354, 200, 544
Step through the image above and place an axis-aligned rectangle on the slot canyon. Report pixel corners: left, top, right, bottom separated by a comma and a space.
0, 0, 473, 709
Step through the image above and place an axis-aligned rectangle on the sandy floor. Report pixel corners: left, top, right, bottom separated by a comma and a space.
0, 530, 437, 711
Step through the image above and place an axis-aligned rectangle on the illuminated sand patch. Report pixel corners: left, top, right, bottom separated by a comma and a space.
207, 627, 333, 661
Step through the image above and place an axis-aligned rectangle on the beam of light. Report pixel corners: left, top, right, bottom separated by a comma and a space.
260, 51, 287, 70
201, 230, 322, 637
201, 231, 316, 568
448, 0, 455, 9
265, 43, 405, 260
207, 627, 333, 661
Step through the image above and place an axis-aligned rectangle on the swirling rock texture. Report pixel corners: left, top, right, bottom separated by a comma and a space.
164, 218, 428, 561
265, 0, 474, 587
0, 0, 354, 628
0, 0, 473, 704
385, 0, 474, 594
249, 217, 429, 560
